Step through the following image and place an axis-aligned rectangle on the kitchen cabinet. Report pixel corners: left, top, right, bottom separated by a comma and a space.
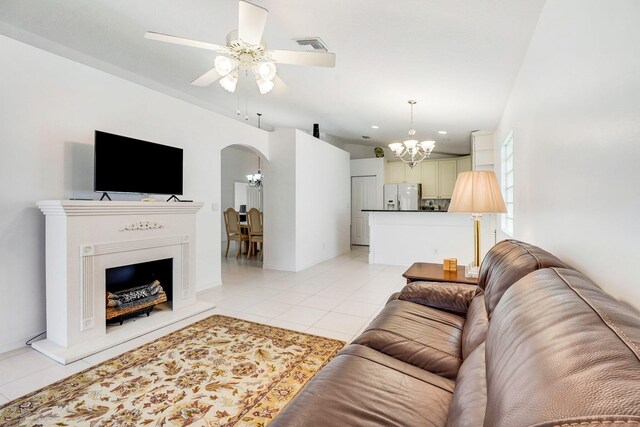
456, 156, 471, 175
421, 158, 459, 199
387, 162, 406, 183
386, 161, 421, 184
421, 161, 438, 198
405, 164, 422, 183
438, 159, 457, 198
388, 156, 471, 196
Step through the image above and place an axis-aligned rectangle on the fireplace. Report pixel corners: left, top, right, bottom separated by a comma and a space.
35, 200, 213, 364
105, 258, 173, 325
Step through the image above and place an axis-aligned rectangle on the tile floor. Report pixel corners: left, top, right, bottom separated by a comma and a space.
0, 245, 408, 404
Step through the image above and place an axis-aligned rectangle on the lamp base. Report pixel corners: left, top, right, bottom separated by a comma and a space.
465, 263, 480, 278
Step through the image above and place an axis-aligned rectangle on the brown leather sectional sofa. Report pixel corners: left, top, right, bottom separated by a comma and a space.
272, 239, 640, 426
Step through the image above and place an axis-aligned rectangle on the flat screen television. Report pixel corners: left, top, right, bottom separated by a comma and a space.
94, 131, 183, 195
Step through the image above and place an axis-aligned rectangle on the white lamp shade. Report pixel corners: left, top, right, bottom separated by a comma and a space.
214, 56, 234, 76
258, 62, 277, 80
388, 142, 403, 154
403, 139, 418, 150
419, 140, 436, 151
256, 77, 274, 94
219, 72, 238, 92
448, 171, 507, 214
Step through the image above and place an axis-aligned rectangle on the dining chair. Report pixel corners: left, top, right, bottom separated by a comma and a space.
247, 208, 263, 260
224, 207, 249, 258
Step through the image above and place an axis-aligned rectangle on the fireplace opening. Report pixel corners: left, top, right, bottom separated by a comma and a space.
105, 258, 173, 325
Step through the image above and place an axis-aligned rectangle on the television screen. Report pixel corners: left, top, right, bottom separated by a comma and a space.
94, 131, 183, 195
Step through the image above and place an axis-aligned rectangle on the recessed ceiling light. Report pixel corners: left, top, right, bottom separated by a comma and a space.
362, 136, 371, 139
438, 130, 447, 135
371, 125, 379, 129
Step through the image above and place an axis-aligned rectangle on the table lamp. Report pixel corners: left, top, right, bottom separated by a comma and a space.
448, 171, 506, 277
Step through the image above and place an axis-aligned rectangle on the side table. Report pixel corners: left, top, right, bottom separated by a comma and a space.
402, 262, 479, 285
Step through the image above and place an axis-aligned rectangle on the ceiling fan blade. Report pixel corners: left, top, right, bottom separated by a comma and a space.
191, 68, 222, 87
144, 31, 227, 53
238, 0, 268, 46
269, 50, 336, 67
271, 75, 289, 95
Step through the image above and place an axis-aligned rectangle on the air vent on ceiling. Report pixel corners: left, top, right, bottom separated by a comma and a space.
294, 37, 329, 51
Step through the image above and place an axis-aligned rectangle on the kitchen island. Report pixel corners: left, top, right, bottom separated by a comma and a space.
363, 210, 497, 266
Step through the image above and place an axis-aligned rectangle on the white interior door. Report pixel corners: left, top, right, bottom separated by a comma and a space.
351, 176, 377, 245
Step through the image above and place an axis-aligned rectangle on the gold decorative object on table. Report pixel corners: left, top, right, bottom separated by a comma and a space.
443, 258, 458, 272
442, 258, 458, 271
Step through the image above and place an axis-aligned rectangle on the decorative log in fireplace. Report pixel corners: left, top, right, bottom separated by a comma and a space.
106, 280, 167, 325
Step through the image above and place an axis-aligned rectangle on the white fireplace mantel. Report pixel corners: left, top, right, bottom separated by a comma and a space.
34, 200, 213, 364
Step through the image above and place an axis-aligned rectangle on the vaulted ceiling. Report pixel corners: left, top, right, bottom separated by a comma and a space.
0, 0, 546, 154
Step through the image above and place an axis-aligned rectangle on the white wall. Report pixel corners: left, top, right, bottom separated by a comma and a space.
262, 129, 297, 271
0, 35, 269, 353
344, 143, 387, 160
494, 0, 640, 308
350, 158, 385, 210
295, 130, 351, 270
220, 146, 264, 242
263, 129, 350, 271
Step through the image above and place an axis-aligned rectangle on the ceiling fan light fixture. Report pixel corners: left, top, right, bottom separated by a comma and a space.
220, 71, 238, 92
214, 55, 234, 76
258, 61, 277, 80
256, 77, 274, 94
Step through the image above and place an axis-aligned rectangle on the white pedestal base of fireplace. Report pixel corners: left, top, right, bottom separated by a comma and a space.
35, 200, 213, 364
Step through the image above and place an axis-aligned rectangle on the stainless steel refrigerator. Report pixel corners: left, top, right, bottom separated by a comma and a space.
384, 183, 421, 210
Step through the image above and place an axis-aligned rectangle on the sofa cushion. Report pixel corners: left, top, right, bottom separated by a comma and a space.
478, 239, 570, 316
461, 293, 489, 359
484, 268, 640, 427
447, 342, 487, 427
270, 344, 455, 427
399, 281, 479, 315
352, 299, 464, 380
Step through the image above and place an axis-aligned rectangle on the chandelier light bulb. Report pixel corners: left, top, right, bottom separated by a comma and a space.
258, 62, 277, 81
219, 71, 238, 92
214, 56, 234, 76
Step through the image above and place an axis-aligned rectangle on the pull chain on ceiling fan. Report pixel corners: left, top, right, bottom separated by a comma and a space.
145, 0, 336, 95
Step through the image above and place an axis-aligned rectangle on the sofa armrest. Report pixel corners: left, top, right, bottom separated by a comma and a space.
386, 291, 401, 305
399, 281, 479, 315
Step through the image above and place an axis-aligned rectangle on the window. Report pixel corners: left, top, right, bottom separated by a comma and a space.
501, 131, 514, 236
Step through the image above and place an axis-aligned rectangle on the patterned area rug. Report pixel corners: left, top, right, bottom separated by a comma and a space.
0, 315, 345, 426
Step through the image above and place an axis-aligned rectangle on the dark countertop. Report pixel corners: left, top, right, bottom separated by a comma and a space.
362, 209, 449, 213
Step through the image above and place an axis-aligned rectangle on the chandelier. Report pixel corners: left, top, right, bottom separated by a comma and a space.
247, 113, 264, 187
213, 47, 277, 95
247, 156, 263, 187
388, 100, 436, 168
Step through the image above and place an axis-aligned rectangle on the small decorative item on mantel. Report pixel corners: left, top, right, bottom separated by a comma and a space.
443, 258, 458, 272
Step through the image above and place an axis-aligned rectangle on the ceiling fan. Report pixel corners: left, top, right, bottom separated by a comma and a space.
144, 0, 336, 95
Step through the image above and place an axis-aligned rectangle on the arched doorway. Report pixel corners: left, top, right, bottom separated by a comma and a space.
220, 144, 267, 270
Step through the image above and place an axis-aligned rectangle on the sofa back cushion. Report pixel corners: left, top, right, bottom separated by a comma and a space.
447, 342, 487, 427
461, 293, 489, 359
478, 239, 569, 316
484, 268, 640, 426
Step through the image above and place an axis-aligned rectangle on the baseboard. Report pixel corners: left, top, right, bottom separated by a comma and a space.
196, 280, 221, 293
